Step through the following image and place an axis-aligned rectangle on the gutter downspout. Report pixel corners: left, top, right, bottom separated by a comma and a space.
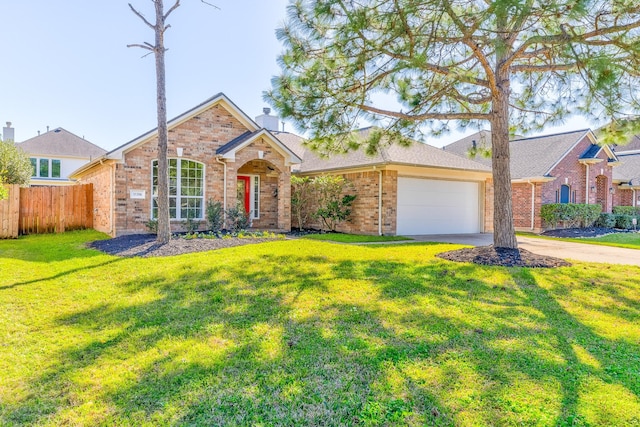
528, 180, 535, 231
215, 157, 227, 223
633, 188, 637, 207
376, 168, 383, 236
585, 163, 590, 204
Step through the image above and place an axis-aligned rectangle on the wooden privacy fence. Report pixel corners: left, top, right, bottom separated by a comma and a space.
0, 184, 93, 238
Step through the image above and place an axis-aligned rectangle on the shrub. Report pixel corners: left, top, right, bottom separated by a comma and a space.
540, 204, 602, 229
595, 213, 616, 228
226, 206, 251, 231
206, 199, 224, 232
291, 175, 314, 230
312, 175, 357, 232
614, 214, 637, 230
144, 219, 158, 234
182, 215, 201, 234
613, 206, 640, 216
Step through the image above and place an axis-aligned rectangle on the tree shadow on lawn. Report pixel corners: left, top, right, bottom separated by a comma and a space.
4, 246, 640, 425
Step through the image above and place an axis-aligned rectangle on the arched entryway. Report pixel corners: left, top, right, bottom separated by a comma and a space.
236, 159, 284, 230
595, 175, 609, 212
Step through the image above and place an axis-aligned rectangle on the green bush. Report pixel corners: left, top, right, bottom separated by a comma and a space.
540, 204, 602, 229
613, 206, 640, 216
614, 214, 638, 230
182, 216, 201, 234
312, 175, 357, 232
144, 219, 158, 234
206, 199, 224, 232
595, 213, 616, 228
226, 206, 251, 231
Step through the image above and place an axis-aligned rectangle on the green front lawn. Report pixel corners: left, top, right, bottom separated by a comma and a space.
521, 231, 640, 250
1, 231, 639, 426
303, 232, 412, 243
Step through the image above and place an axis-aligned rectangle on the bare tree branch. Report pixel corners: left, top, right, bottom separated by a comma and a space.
164, 0, 181, 20
200, 0, 220, 10
128, 3, 155, 29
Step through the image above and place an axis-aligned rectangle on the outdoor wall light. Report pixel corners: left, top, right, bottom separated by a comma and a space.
273, 188, 278, 198
609, 187, 615, 194
590, 186, 596, 193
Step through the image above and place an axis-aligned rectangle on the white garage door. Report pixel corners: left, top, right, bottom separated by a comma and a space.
397, 177, 480, 235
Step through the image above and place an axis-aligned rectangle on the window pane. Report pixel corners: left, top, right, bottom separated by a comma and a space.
39, 159, 49, 177
30, 158, 37, 177
51, 160, 61, 178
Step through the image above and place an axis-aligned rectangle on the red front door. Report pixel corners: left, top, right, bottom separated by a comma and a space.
237, 176, 251, 215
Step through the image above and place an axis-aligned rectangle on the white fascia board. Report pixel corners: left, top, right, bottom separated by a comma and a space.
224, 130, 302, 164
512, 176, 556, 183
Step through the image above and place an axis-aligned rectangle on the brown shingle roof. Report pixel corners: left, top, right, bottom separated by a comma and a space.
18, 128, 106, 158
274, 129, 491, 174
444, 129, 596, 179
614, 152, 640, 186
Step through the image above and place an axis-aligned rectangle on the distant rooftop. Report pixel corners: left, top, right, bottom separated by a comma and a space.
18, 128, 106, 158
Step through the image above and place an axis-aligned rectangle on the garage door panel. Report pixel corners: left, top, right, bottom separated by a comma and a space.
397, 177, 480, 235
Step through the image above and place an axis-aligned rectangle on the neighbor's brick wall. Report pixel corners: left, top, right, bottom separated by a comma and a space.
77, 162, 114, 235
109, 104, 291, 235
297, 170, 397, 235
541, 137, 614, 212
613, 189, 634, 207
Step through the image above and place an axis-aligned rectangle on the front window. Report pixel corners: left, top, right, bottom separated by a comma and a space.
39, 158, 49, 177
152, 159, 204, 220
30, 158, 37, 177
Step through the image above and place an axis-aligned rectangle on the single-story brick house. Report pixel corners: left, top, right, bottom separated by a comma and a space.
443, 129, 620, 232
276, 128, 494, 235
71, 93, 301, 236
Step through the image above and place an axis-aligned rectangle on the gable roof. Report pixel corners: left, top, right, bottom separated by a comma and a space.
613, 152, 640, 187
18, 128, 106, 159
107, 93, 260, 159
444, 129, 617, 179
216, 129, 302, 164
275, 129, 491, 174
71, 94, 301, 178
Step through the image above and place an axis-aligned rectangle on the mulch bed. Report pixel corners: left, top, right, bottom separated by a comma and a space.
88, 234, 280, 258
437, 246, 571, 268
541, 227, 631, 238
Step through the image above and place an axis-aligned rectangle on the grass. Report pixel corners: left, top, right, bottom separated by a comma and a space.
520, 231, 640, 250
1, 231, 639, 426
302, 232, 412, 243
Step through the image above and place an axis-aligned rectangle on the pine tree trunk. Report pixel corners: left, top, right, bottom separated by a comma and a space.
491, 77, 518, 249
154, 0, 171, 244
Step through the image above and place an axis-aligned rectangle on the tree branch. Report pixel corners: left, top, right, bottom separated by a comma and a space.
358, 104, 489, 121
164, 0, 181, 20
128, 3, 155, 29
127, 43, 154, 51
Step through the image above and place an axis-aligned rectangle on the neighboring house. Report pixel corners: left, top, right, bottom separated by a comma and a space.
443, 129, 619, 231
15, 126, 106, 186
70, 93, 301, 236
612, 139, 640, 208
277, 128, 493, 235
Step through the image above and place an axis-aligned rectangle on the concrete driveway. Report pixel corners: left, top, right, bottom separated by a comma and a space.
407, 233, 640, 266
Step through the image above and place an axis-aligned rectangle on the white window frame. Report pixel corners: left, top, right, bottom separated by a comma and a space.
151, 158, 206, 220
30, 157, 62, 179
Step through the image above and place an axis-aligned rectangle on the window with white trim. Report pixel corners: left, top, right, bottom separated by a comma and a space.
152, 159, 204, 219
30, 158, 61, 178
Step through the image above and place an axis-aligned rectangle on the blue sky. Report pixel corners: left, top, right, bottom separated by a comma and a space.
1, 0, 589, 150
